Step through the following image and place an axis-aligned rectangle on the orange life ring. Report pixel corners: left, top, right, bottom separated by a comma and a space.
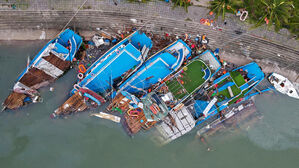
78, 64, 86, 73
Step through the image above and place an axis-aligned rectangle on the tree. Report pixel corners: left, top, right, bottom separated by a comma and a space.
209, 0, 242, 20
255, 0, 294, 31
172, 0, 192, 12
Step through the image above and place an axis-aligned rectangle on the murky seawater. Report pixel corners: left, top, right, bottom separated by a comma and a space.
1, 41, 299, 168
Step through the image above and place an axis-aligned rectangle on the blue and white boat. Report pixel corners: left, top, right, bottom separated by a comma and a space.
109, 50, 219, 135
117, 39, 191, 94
155, 62, 265, 144
53, 30, 152, 116
3, 29, 82, 110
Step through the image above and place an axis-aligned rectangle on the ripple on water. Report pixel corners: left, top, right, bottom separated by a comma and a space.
246, 92, 299, 150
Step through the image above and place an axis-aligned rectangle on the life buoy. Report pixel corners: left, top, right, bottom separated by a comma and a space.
77, 73, 84, 80
90, 73, 95, 77
116, 50, 120, 55
200, 18, 205, 24
240, 11, 248, 21
78, 64, 86, 73
74, 84, 81, 91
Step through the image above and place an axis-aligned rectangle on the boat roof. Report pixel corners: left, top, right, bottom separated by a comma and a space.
199, 50, 221, 76
85, 31, 152, 75
118, 40, 191, 94
73, 31, 153, 94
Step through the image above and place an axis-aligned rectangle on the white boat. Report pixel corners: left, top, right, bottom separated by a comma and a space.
268, 73, 299, 99
91, 112, 121, 123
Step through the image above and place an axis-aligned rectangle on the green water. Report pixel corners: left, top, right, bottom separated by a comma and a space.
1, 41, 299, 168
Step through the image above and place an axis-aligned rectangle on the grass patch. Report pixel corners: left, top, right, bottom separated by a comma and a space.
166, 60, 208, 99
217, 84, 241, 99
165, 79, 187, 99
181, 60, 207, 93
230, 71, 246, 87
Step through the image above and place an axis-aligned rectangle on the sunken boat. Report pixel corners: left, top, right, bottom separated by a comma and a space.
3, 29, 82, 110
108, 40, 191, 134
154, 62, 265, 144
53, 30, 152, 117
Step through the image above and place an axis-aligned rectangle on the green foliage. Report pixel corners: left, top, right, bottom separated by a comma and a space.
254, 0, 294, 32
209, 0, 243, 20
172, 0, 192, 12
289, 0, 299, 38
209, 0, 297, 37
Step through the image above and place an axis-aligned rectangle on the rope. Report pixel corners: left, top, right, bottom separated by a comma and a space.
57, 0, 89, 36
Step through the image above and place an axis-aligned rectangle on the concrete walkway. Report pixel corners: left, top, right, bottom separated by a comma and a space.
0, 0, 298, 83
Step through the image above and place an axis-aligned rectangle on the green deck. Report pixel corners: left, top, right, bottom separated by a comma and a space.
216, 73, 242, 100
166, 60, 208, 99
217, 85, 241, 99
230, 71, 246, 87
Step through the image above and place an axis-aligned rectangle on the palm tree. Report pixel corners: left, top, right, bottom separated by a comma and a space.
172, 0, 192, 12
288, 0, 299, 38
255, 0, 294, 31
209, 0, 243, 20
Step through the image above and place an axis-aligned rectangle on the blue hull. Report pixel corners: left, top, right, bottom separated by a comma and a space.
194, 62, 265, 126
16, 29, 82, 82
119, 39, 191, 94
71, 31, 153, 96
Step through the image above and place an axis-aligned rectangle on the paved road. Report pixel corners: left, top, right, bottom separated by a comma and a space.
0, 0, 298, 75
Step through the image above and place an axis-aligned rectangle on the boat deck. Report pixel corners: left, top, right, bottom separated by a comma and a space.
3, 92, 26, 109
19, 67, 54, 87
43, 53, 71, 71
124, 109, 157, 134
165, 60, 209, 99
54, 92, 88, 116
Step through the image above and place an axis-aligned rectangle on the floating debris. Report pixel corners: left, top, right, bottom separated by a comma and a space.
91, 112, 121, 123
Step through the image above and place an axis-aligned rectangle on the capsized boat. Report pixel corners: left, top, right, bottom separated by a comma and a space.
155, 62, 265, 144
53, 30, 152, 117
108, 50, 219, 135
3, 29, 82, 111
117, 39, 192, 94
268, 73, 299, 99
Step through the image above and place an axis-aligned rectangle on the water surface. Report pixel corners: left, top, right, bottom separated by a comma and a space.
0, 41, 299, 168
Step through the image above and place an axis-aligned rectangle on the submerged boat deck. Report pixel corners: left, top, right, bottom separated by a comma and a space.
54, 92, 88, 116
19, 67, 54, 88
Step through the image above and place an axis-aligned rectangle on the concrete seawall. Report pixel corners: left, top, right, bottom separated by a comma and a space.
0, 10, 298, 83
